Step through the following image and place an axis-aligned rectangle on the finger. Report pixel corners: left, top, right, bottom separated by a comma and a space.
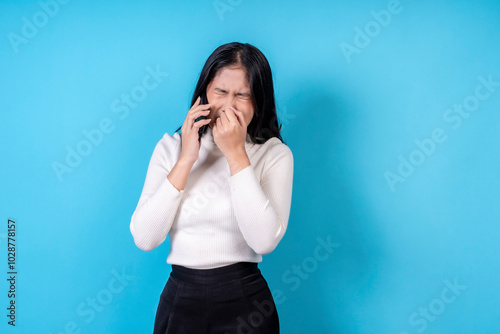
190, 96, 200, 111
220, 110, 229, 125
227, 107, 245, 127
233, 108, 246, 127
222, 111, 233, 130
189, 110, 210, 127
194, 113, 210, 124
229, 107, 243, 122
223, 108, 238, 124
192, 104, 211, 115
216, 116, 224, 131
193, 109, 210, 119
190, 98, 209, 113
193, 118, 211, 129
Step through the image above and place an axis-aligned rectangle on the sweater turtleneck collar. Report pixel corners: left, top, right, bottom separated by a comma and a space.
202, 125, 252, 150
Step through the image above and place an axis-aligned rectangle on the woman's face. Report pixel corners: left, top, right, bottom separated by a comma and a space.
206, 66, 254, 129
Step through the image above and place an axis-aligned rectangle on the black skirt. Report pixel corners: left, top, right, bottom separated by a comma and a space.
153, 261, 280, 334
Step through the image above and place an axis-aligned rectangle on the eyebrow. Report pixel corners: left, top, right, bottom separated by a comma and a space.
214, 87, 251, 97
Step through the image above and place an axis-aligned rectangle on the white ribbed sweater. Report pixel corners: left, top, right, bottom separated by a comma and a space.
129, 125, 294, 269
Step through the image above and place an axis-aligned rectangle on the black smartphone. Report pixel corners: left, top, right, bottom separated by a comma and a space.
195, 94, 210, 142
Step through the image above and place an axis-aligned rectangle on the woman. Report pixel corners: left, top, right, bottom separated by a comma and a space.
130, 42, 294, 334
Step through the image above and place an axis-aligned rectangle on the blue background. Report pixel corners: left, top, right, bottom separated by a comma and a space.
1, 0, 499, 333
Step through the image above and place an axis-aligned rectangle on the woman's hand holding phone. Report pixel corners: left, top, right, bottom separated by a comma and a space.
179, 96, 211, 164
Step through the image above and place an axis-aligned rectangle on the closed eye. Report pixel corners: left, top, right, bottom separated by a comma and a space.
214, 88, 250, 98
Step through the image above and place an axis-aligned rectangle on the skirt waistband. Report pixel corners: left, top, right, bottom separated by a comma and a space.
170, 262, 260, 285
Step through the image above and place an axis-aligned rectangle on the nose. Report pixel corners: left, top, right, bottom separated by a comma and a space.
222, 95, 238, 111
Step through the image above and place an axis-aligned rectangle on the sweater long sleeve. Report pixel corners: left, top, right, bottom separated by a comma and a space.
129, 125, 294, 269
229, 146, 293, 255
129, 133, 184, 251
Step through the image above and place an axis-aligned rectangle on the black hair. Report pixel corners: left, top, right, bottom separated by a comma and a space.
174, 42, 285, 145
